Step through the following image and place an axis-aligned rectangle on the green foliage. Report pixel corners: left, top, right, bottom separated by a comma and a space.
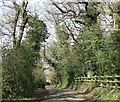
2, 47, 36, 98
25, 16, 48, 50
2, 16, 48, 99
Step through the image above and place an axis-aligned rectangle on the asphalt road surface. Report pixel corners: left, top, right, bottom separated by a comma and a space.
41, 86, 99, 102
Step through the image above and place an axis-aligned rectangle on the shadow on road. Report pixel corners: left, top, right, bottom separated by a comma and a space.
41, 86, 99, 102
3, 86, 99, 102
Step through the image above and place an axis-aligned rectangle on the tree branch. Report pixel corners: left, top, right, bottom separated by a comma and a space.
16, 1, 28, 47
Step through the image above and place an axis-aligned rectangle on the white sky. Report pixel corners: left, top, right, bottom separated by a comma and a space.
0, 0, 57, 63
0, 0, 56, 47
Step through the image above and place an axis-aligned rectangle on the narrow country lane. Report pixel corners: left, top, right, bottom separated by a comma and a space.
41, 86, 99, 102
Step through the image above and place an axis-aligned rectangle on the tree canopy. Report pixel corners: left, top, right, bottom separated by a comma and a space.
1, 0, 120, 99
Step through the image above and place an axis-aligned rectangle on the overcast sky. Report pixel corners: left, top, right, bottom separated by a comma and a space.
0, 0, 58, 49
0, 0, 58, 62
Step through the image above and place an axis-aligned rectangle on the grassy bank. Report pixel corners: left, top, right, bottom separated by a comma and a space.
74, 82, 120, 101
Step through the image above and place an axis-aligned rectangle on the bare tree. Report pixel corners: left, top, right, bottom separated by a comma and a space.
0, 0, 29, 48
47, 1, 101, 44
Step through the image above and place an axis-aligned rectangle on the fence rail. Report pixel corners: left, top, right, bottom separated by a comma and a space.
75, 75, 120, 89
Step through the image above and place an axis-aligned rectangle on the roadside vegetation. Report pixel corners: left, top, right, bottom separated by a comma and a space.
1, 1, 48, 99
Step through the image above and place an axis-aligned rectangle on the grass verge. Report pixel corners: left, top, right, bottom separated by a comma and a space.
76, 82, 120, 101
